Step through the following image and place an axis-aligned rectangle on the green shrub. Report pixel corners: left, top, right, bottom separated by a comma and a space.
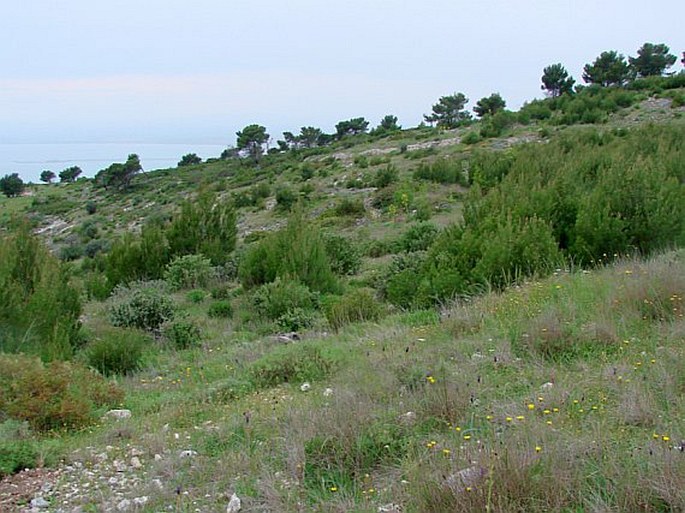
365, 239, 393, 257
275, 187, 297, 211
105, 224, 171, 287
373, 164, 399, 188
251, 278, 317, 321
0, 354, 124, 431
324, 234, 362, 275
371, 185, 397, 211
334, 197, 366, 217
461, 130, 481, 145
210, 285, 232, 300
83, 271, 112, 301
479, 110, 517, 138
300, 164, 315, 181
0, 222, 82, 360
0, 441, 38, 477
108, 281, 175, 331
85, 328, 149, 375
414, 159, 466, 185
469, 150, 514, 189
85, 201, 97, 215
276, 307, 317, 332
398, 223, 439, 252
166, 191, 237, 266
239, 208, 339, 293
325, 288, 385, 330
208, 300, 233, 319
250, 344, 335, 388
353, 155, 369, 168
59, 243, 84, 261
162, 319, 202, 349
164, 254, 213, 290
186, 289, 206, 303
381, 251, 430, 308
78, 219, 99, 241
84, 239, 109, 258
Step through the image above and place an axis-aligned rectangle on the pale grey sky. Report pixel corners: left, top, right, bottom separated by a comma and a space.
2, 0, 683, 144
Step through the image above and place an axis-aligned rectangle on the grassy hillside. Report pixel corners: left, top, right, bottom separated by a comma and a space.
0, 78, 684, 512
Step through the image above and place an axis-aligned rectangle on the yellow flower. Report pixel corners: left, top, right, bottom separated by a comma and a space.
330, 486, 338, 492
427, 376, 436, 384
455, 426, 461, 432
463, 435, 472, 440
443, 449, 451, 456
535, 446, 542, 453
506, 417, 513, 422
516, 415, 525, 421
527, 403, 535, 411
662, 436, 670, 442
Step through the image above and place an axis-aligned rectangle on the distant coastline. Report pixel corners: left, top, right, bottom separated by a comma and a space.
0, 142, 227, 183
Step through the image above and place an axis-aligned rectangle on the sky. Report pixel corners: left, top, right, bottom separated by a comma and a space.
2, 0, 684, 147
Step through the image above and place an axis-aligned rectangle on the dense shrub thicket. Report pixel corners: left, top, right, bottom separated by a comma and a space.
0, 223, 82, 360
105, 192, 235, 290
389, 124, 685, 307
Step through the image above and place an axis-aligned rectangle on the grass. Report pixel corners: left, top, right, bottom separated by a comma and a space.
10, 249, 680, 512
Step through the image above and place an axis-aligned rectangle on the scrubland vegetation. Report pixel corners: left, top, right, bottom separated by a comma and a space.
0, 46, 684, 512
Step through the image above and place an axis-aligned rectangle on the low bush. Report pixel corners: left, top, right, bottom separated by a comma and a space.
250, 344, 335, 388
162, 319, 202, 349
0, 441, 38, 477
85, 328, 149, 375
325, 288, 385, 330
461, 130, 481, 145
276, 307, 318, 332
324, 234, 362, 275
210, 285, 232, 300
398, 223, 439, 252
275, 187, 297, 211
0, 354, 124, 431
164, 254, 213, 290
334, 197, 366, 217
208, 300, 233, 319
414, 159, 467, 185
186, 289, 206, 303
84, 239, 109, 258
373, 165, 399, 188
108, 281, 175, 332
353, 155, 369, 168
252, 278, 317, 321
59, 243, 84, 261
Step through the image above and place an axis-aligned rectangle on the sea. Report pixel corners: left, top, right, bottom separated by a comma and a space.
0, 142, 229, 183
